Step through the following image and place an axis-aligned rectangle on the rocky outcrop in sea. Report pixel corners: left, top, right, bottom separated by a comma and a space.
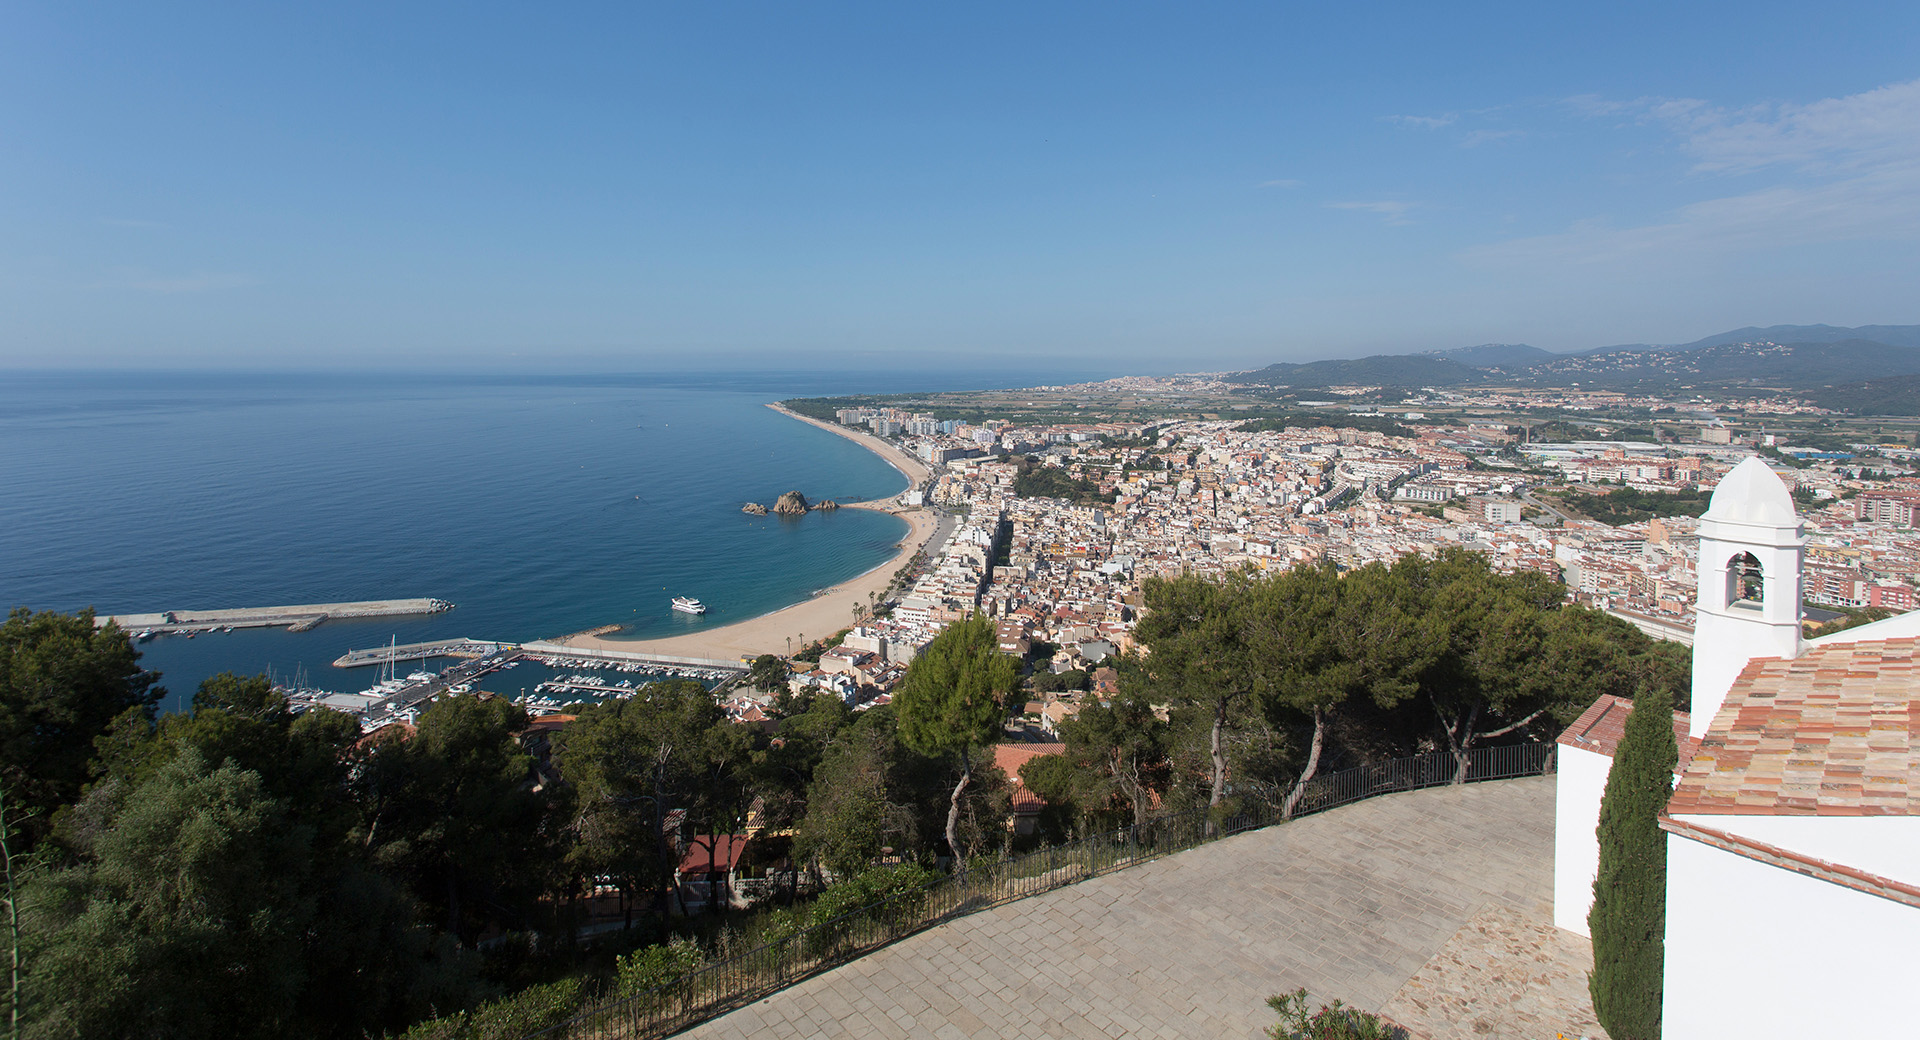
773, 490, 811, 515
741, 502, 768, 515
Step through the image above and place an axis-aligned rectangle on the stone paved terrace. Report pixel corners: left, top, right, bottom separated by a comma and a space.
683, 775, 1601, 1040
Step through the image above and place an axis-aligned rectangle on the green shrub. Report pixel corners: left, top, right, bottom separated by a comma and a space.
1265, 989, 1405, 1040
397, 977, 586, 1040
749, 905, 806, 950
614, 935, 707, 999
802, 863, 939, 957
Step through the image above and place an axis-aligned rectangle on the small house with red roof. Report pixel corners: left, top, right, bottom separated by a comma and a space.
992, 743, 1066, 836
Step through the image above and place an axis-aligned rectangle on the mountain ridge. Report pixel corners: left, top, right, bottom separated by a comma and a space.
1227, 325, 1920, 412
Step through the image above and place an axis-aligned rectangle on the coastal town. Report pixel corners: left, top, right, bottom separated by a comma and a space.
778, 373, 1920, 735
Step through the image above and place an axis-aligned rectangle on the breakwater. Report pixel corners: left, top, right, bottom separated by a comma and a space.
98, 598, 453, 635
332, 637, 509, 669
518, 639, 746, 673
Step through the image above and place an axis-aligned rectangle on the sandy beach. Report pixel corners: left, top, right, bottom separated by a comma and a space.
551, 405, 936, 663
766, 403, 933, 486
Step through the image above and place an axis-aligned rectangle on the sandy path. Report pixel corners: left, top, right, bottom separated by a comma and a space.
551, 407, 935, 662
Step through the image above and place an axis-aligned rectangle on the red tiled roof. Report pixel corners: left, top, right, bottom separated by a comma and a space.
993, 742, 1066, 776
1555, 694, 1698, 769
1668, 638, 1920, 817
353, 720, 416, 750
678, 834, 750, 874
993, 743, 1067, 814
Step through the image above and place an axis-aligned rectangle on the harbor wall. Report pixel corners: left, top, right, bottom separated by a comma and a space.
99, 598, 453, 632
519, 640, 745, 672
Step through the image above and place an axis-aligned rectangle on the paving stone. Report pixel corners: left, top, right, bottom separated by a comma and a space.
683, 776, 1583, 1040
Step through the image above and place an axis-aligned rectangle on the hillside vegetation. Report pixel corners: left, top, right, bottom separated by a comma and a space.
1549, 486, 1714, 526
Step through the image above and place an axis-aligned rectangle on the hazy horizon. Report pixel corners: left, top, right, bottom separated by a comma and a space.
4, 3, 1917, 371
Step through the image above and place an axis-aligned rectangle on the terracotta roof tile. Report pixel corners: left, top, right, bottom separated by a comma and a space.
1669, 637, 1920, 817
993, 743, 1067, 815
1555, 694, 1698, 770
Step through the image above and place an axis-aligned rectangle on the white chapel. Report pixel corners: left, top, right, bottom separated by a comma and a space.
1553, 456, 1920, 1036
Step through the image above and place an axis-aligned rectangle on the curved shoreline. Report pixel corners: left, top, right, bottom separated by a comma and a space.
765, 402, 933, 490
551, 405, 935, 663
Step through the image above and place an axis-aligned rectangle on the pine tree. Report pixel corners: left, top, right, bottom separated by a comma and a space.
1588, 686, 1678, 1040
894, 614, 1018, 878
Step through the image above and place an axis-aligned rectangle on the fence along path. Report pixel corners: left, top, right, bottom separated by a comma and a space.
531, 744, 1555, 1040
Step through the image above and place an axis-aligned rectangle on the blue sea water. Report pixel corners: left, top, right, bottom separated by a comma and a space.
0, 367, 1099, 712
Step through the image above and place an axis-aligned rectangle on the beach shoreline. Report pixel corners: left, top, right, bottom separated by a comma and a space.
550, 404, 936, 663
765, 402, 933, 489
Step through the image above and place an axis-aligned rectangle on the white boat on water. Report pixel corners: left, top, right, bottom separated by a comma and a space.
671, 596, 707, 615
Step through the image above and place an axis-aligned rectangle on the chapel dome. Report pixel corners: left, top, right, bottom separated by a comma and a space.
1702, 456, 1799, 527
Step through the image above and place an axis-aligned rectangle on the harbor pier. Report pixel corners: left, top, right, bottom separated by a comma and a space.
518, 639, 746, 674
332, 638, 510, 669
100, 598, 453, 636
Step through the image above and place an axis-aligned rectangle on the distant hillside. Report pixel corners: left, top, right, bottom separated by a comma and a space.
1537, 324, 1920, 358
1229, 325, 1920, 398
1226, 354, 1487, 388
1511, 339, 1920, 391
1421, 343, 1556, 367
1803, 374, 1920, 416
1675, 324, 1920, 351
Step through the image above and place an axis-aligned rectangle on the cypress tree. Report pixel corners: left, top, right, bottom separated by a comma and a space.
1588, 686, 1678, 1040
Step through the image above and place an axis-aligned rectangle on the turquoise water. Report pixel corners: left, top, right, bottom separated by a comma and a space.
0, 370, 1067, 711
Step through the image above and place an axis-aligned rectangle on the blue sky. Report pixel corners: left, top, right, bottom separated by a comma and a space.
3, 2, 1918, 373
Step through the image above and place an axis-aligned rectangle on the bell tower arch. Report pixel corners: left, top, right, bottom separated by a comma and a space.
1691, 457, 1804, 736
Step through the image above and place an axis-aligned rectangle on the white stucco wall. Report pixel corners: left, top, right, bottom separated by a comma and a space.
1688, 607, 1799, 737
1675, 813, 1920, 890
1665, 833, 1920, 1037
1552, 744, 1611, 936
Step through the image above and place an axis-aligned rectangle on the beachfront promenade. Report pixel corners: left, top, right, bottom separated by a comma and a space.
680, 776, 1600, 1040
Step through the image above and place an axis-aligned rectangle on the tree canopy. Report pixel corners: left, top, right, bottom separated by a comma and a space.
1126, 551, 1683, 817
0, 608, 161, 845
893, 614, 1019, 874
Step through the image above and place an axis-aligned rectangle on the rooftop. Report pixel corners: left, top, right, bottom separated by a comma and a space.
1668, 638, 1920, 817
1555, 693, 1698, 768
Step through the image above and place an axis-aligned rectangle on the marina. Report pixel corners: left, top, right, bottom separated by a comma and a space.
281, 642, 748, 731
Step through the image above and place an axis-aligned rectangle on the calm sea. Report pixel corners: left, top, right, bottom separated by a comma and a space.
0, 367, 1099, 711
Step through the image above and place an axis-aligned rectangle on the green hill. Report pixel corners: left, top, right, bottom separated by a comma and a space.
1228, 354, 1487, 388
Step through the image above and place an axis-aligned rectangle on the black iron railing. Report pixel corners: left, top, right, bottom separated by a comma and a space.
525, 741, 1554, 1040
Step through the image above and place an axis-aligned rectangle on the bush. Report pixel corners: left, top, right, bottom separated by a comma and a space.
397, 977, 586, 1040
802, 863, 940, 957
1265, 989, 1406, 1040
614, 935, 707, 1000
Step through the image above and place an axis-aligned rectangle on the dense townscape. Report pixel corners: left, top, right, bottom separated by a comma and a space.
794, 374, 1920, 737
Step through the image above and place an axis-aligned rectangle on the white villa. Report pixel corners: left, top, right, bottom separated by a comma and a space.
1554, 456, 1920, 1036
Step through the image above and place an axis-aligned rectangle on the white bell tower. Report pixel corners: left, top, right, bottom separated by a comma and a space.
1690, 456, 1804, 737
